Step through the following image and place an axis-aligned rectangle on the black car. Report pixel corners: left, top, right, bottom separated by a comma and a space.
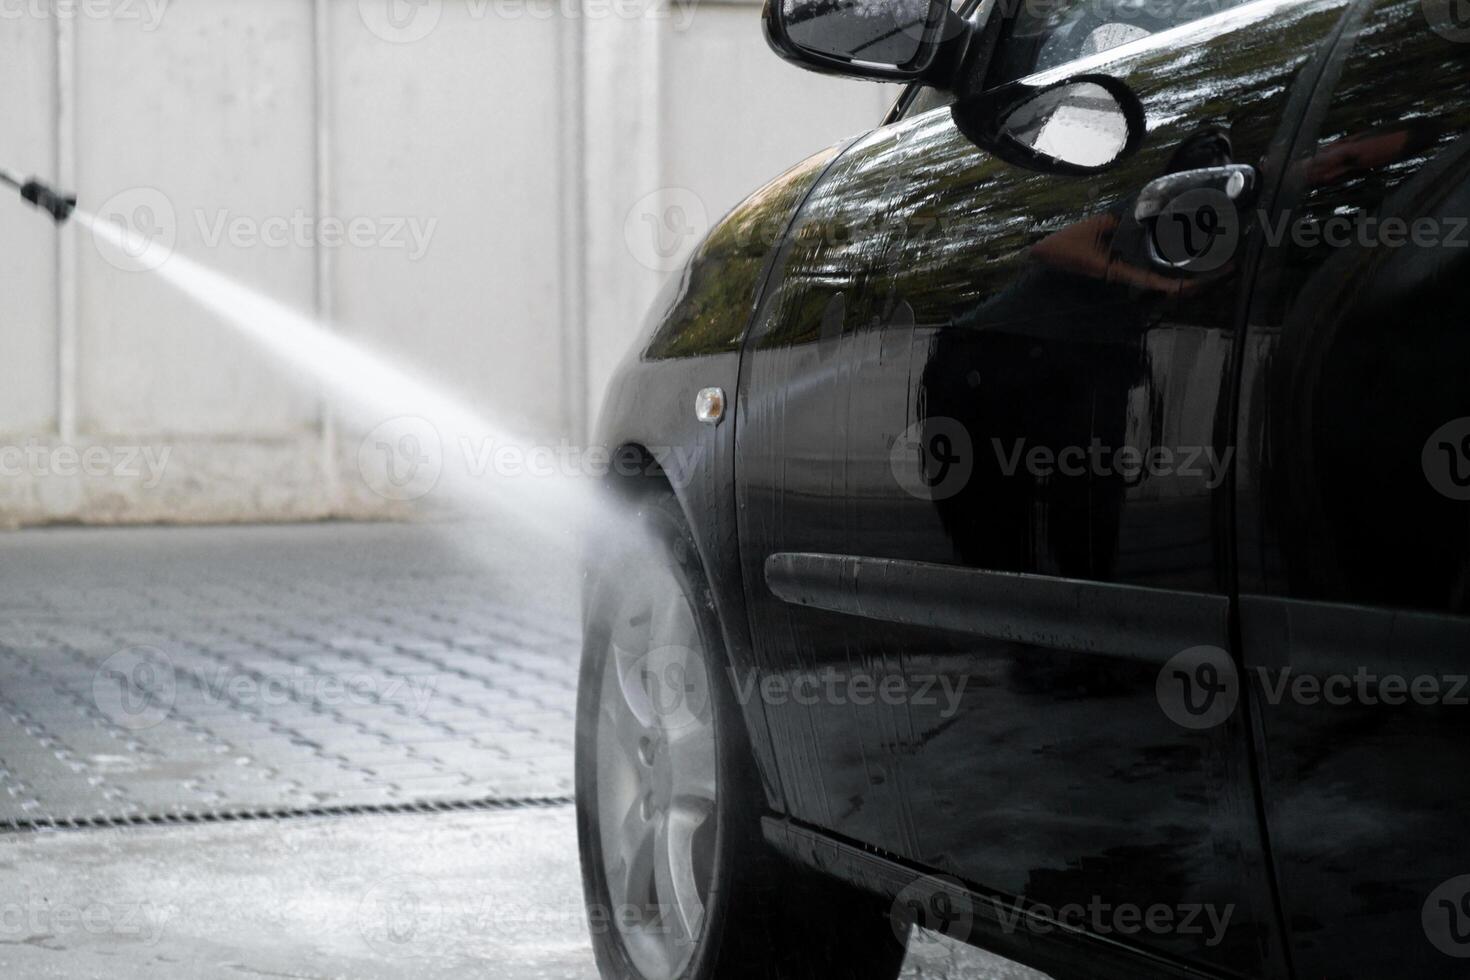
576, 0, 1470, 977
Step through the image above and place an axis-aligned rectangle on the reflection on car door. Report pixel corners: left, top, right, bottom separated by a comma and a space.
735, 0, 1351, 975
1235, 1, 1470, 975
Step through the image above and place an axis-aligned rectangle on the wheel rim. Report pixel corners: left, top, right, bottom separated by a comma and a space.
595, 561, 717, 980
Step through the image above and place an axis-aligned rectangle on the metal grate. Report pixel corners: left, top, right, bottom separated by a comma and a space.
0, 794, 575, 834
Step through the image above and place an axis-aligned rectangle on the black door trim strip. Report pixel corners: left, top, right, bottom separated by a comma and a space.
764, 552, 1230, 661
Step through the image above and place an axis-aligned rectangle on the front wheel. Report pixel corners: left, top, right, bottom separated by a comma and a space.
575, 490, 907, 980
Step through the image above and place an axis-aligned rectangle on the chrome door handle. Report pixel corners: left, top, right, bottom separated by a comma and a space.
1134, 164, 1259, 221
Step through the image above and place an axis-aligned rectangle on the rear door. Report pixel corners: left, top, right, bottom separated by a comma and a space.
1234, 1, 1470, 976
735, 0, 1353, 975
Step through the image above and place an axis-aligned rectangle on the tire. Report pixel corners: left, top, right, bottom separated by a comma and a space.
576, 489, 908, 980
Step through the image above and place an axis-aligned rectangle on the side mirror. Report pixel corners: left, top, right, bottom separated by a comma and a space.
952, 74, 1147, 175
763, 0, 966, 83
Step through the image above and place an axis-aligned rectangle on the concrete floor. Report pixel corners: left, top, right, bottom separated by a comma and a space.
0, 523, 1045, 979
0, 807, 592, 980
0, 806, 1042, 979
0, 521, 582, 825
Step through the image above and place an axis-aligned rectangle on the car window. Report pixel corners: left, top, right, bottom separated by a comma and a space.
904, 82, 956, 117
889, 0, 986, 121
898, 0, 1259, 121
990, 0, 1256, 84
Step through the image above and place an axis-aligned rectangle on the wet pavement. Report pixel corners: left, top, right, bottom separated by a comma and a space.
0, 807, 591, 980
0, 806, 1044, 979
0, 523, 1044, 979
0, 522, 580, 826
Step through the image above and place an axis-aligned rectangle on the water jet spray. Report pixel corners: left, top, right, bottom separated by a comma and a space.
0, 166, 640, 560
0, 169, 77, 224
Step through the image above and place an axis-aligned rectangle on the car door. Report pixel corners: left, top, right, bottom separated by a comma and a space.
734, 0, 1354, 975
1234, 1, 1470, 976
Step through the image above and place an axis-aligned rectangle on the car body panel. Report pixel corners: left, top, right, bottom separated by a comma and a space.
732, 0, 1352, 975
593, 145, 843, 810
1235, 0, 1470, 974
588, 0, 1470, 974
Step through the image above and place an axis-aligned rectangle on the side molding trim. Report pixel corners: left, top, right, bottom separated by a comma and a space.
764, 552, 1229, 661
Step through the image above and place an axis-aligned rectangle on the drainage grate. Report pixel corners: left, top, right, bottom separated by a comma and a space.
0, 794, 575, 834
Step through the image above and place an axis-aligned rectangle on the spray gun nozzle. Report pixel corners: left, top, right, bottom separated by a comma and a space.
18, 179, 78, 225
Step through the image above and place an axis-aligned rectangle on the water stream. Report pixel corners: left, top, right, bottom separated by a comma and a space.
77, 208, 633, 557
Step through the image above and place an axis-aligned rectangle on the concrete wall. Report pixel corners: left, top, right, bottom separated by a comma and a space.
0, 0, 892, 526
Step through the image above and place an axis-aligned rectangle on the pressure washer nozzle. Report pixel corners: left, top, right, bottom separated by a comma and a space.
19, 179, 77, 225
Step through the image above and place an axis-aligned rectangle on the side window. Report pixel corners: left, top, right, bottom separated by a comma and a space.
902, 0, 1266, 121
991, 0, 1256, 83
904, 83, 956, 117
894, 0, 978, 120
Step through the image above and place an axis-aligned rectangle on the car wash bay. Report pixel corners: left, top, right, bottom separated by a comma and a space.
0, 522, 1030, 979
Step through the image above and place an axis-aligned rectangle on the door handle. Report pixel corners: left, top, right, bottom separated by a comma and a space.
1134, 164, 1259, 221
